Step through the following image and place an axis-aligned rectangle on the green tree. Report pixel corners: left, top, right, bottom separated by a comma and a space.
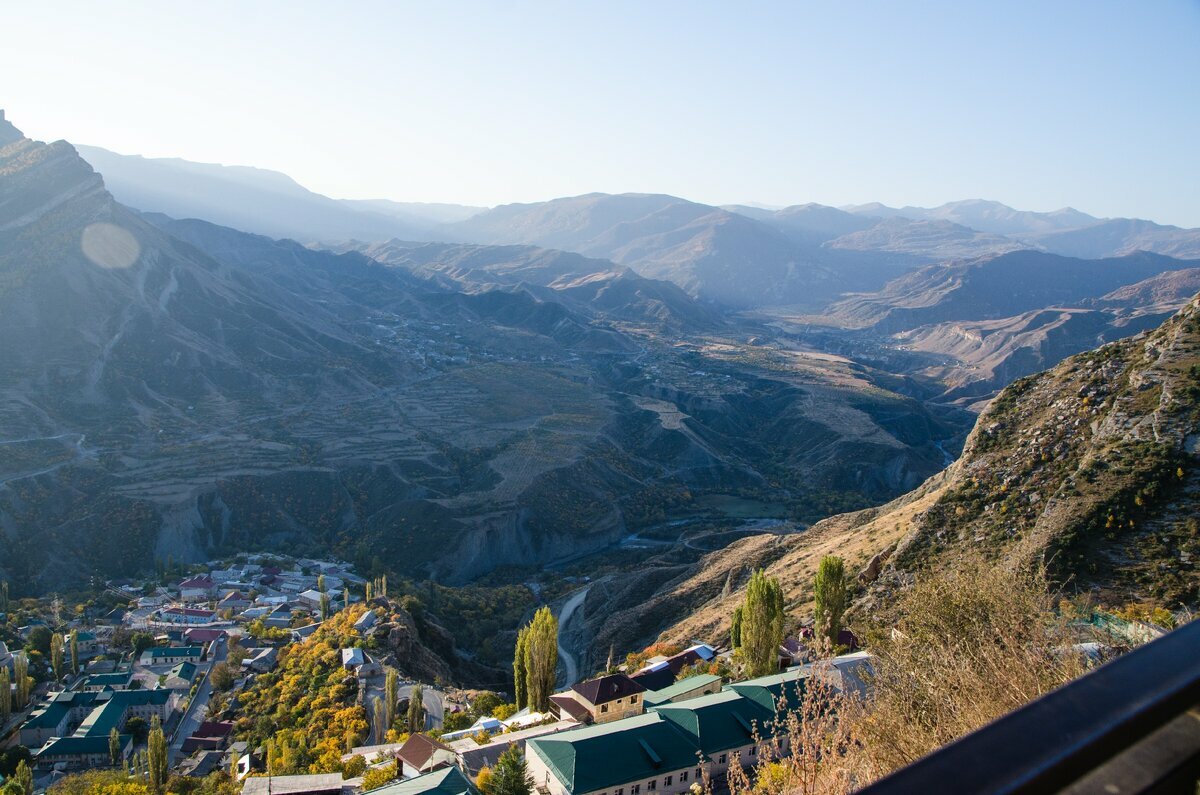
0, 668, 10, 724
108, 727, 122, 766
373, 696, 386, 744
10, 759, 32, 795
148, 715, 168, 794
210, 662, 234, 691
384, 668, 399, 731
50, 632, 64, 681
516, 607, 558, 712
69, 629, 79, 675
26, 626, 51, 656
0, 580, 8, 612
738, 569, 785, 677
731, 604, 744, 648
317, 574, 326, 593
488, 744, 533, 795
319, 593, 330, 621
407, 685, 425, 733
512, 629, 528, 709
12, 654, 30, 709
813, 555, 848, 650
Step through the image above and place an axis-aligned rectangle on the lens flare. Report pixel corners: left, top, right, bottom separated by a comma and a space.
81, 222, 140, 269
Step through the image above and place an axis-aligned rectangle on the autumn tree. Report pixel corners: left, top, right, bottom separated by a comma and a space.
813, 555, 848, 650
12, 655, 30, 709
10, 760, 32, 795
0, 669, 10, 724
738, 569, 785, 677
373, 697, 387, 744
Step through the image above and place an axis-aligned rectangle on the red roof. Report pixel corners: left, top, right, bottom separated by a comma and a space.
184, 628, 227, 642
194, 721, 235, 738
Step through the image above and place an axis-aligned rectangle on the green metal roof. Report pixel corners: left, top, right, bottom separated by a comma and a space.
367, 765, 478, 795
76, 689, 171, 737
84, 671, 133, 687
24, 691, 98, 729
36, 734, 131, 757
726, 669, 808, 715
642, 674, 722, 707
651, 690, 774, 756
145, 645, 203, 658
527, 712, 701, 794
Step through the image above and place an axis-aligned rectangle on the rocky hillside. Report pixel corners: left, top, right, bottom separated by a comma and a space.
611, 296, 1200, 652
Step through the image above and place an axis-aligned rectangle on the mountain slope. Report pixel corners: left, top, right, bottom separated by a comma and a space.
76, 144, 438, 242
843, 199, 1098, 237
618, 297, 1200, 652
0, 116, 964, 594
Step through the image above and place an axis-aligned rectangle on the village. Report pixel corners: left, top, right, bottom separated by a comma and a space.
0, 553, 880, 795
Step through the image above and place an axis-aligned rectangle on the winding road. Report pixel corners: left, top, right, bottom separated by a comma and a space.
556, 587, 590, 687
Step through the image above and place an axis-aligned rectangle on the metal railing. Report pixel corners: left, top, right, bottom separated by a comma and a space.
856, 618, 1200, 794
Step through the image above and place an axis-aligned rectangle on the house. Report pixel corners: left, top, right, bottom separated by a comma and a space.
99, 607, 128, 625
141, 645, 205, 666
163, 661, 199, 690
239, 772, 346, 795
555, 673, 646, 725
450, 718, 580, 774
79, 670, 134, 692
160, 606, 218, 625
354, 609, 378, 634
396, 733, 457, 778
298, 589, 326, 610
181, 721, 235, 753
240, 647, 278, 674
641, 674, 723, 708
367, 766, 479, 795
35, 734, 133, 769
528, 667, 812, 795
340, 648, 365, 670
184, 628, 228, 645
20, 691, 100, 746
527, 712, 704, 795
179, 575, 217, 603
218, 591, 252, 612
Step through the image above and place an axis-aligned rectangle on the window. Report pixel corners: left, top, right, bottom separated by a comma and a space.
631, 694, 639, 703
648, 781, 656, 791
665, 775, 673, 786
718, 754, 727, 764
616, 789, 623, 795
601, 704, 609, 713
632, 786, 640, 794
750, 746, 757, 756
680, 772, 689, 783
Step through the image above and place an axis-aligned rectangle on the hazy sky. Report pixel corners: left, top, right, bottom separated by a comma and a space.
3, 1, 1199, 225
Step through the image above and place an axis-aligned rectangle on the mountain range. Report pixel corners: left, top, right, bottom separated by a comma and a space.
0, 113, 964, 593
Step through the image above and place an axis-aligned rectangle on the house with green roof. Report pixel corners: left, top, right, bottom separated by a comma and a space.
140, 645, 204, 665
367, 765, 479, 795
641, 674, 722, 708
526, 712, 705, 795
19, 691, 100, 747
80, 670, 135, 692
36, 733, 133, 768
164, 661, 199, 690
527, 663, 838, 795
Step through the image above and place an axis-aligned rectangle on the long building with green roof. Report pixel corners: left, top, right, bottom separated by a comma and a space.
527, 665, 838, 795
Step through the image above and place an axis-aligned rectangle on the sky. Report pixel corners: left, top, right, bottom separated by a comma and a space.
2, 1, 1199, 226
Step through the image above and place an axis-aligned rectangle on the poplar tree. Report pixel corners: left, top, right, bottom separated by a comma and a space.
520, 607, 558, 712
408, 684, 425, 732
0, 668, 10, 724
109, 726, 122, 765
814, 555, 848, 650
731, 605, 744, 648
738, 569, 785, 677
385, 668, 399, 731
13, 654, 30, 709
50, 633, 64, 680
69, 629, 79, 675
320, 593, 331, 621
513, 629, 529, 709
12, 760, 32, 795
373, 696, 387, 744
148, 715, 168, 793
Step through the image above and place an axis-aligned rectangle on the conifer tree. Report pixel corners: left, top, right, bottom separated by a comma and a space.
489, 744, 533, 795
738, 569, 785, 677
